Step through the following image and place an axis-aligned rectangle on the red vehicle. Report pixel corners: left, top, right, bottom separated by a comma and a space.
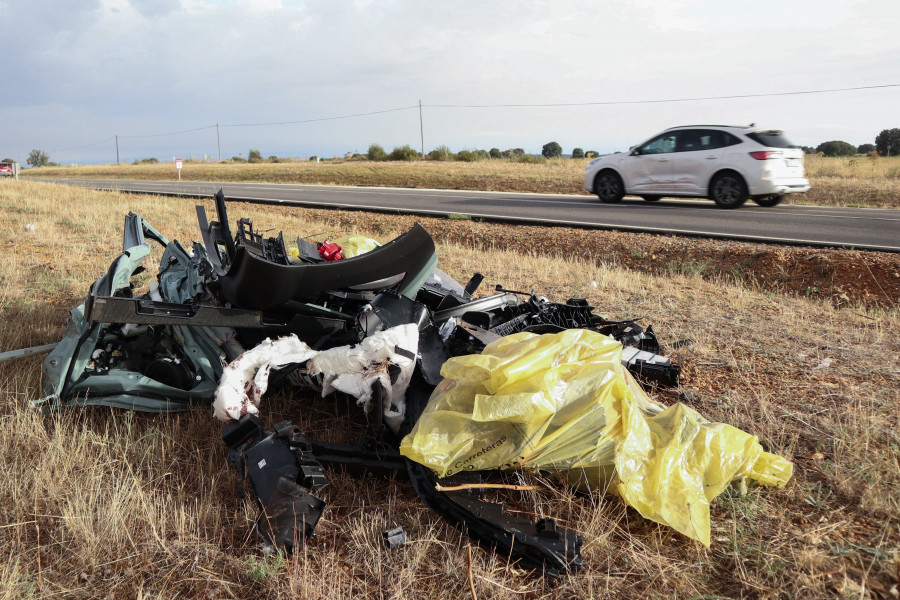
0, 162, 14, 177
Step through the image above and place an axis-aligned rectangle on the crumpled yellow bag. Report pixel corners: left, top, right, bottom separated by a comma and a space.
333, 234, 380, 258
399, 329, 792, 546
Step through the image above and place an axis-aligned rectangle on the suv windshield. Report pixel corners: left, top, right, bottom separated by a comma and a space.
746, 131, 796, 149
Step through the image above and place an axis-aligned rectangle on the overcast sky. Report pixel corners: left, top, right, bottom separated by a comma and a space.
2, 0, 898, 165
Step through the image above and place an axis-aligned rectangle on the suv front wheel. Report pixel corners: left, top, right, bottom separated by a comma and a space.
593, 170, 624, 203
709, 171, 748, 209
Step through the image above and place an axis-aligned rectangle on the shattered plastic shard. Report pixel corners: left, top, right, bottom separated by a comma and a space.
382, 526, 407, 549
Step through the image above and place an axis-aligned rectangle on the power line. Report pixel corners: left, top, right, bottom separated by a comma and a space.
425, 83, 900, 108
59, 136, 116, 152
46, 83, 898, 158
220, 105, 418, 128
120, 124, 217, 139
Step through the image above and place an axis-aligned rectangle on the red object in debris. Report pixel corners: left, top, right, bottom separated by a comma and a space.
316, 241, 344, 261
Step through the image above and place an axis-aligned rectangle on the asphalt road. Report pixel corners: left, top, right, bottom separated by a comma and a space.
36, 178, 900, 252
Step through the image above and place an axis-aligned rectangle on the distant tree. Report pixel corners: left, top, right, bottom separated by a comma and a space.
513, 154, 547, 164
875, 128, 900, 157
367, 143, 387, 161
248, 148, 263, 163
571, 147, 584, 159
428, 145, 452, 161
800, 146, 816, 154
230, 156, 247, 163
1, 157, 16, 164
27, 149, 49, 167
489, 147, 501, 159
389, 145, 419, 161
502, 148, 525, 159
857, 143, 875, 155
541, 141, 562, 158
815, 140, 856, 157
455, 150, 477, 162
585, 150, 599, 158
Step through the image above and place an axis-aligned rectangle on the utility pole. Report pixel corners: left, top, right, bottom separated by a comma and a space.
419, 100, 425, 158
216, 123, 222, 162
115, 135, 119, 164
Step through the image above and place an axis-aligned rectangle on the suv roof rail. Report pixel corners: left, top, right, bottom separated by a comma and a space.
663, 124, 750, 131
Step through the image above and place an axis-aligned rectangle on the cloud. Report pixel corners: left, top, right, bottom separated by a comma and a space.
2, 0, 899, 162
128, 0, 182, 18
239, 0, 284, 12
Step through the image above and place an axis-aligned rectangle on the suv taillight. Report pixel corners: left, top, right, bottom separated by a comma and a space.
749, 151, 783, 160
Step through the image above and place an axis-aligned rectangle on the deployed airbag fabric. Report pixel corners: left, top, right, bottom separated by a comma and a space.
214, 325, 419, 432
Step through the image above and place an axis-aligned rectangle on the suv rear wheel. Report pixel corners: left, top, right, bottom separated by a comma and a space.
593, 170, 624, 203
709, 171, 748, 209
753, 194, 784, 207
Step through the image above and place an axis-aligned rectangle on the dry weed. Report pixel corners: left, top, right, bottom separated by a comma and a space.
0, 181, 897, 598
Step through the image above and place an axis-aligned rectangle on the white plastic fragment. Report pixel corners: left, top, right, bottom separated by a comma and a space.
438, 318, 457, 342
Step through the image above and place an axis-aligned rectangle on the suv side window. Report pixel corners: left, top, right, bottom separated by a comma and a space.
717, 131, 743, 148
697, 131, 717, 150
684, 130, 743, 151
636, 133, 678, 155
676, 130, 702, 152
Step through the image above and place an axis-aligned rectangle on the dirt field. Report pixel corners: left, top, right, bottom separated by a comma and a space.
1, 181, 898, 599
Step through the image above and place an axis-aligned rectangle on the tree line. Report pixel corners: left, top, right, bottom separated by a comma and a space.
804, 128, 900, 157
361, 142, 599, 163
16, 128, 900, 167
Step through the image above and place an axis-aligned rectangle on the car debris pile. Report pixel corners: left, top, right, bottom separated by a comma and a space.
37, 191, 791, 576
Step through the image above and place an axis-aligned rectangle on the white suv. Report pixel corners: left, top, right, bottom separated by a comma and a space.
583, 125, 810, 208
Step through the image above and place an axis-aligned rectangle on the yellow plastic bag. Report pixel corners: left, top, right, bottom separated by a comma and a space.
333, 234, 381, 258
399, 329, 792, 546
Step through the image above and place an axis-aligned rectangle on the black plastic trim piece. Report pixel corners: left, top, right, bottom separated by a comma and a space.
220, 223, 437, 310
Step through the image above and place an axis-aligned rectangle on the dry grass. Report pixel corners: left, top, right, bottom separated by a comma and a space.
1, 180, 898, 598
24, 155, 900, 208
